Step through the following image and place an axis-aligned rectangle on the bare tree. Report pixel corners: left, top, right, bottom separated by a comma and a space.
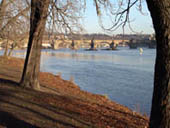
94, 0, 170, 127
0, 0, 7, 30
46, 0, 84, 38
0, 0, 30, 56
20, 0, 50, 89
20, 0, 84, 88
146, 0, 170, 127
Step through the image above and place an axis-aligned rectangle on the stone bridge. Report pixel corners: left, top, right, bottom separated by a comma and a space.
43, 39, 129, 49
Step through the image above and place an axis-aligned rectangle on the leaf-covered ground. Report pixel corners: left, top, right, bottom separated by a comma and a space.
0, 56, 149, 128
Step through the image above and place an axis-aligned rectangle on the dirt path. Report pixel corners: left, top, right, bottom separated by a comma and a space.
0, 56, 149, 128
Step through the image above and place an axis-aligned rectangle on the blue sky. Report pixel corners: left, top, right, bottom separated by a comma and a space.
0, 0, 153, 35
82, 0, 154, 35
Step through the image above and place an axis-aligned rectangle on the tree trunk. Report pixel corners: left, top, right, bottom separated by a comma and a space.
146, 0, 170, 127
8, 43, 16, 56
20, 0, 50, 89
3, 39, 8, 56
0, 0, 6, 30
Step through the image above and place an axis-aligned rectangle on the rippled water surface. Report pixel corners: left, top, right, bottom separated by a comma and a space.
1, 47, 156, 115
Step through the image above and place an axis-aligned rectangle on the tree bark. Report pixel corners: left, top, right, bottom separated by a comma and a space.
3, 39, 9, 56
20, 0, 50, 89
0, 0, 6, 30
146, 0, 170, 127
8, 42, 17, 56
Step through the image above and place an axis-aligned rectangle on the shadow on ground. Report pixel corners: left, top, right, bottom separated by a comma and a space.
0, 110, 39, 128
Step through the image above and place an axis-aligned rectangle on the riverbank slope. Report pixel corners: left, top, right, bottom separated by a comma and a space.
0, 56, 148, 128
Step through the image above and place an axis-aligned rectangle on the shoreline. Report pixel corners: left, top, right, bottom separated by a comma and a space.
0, 56, 149, 128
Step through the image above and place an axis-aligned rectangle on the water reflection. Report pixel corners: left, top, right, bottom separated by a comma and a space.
42, 51, 112, 61
41, 49, 155, 72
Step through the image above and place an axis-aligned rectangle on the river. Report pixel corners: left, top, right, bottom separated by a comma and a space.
0, 47, 156, 115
